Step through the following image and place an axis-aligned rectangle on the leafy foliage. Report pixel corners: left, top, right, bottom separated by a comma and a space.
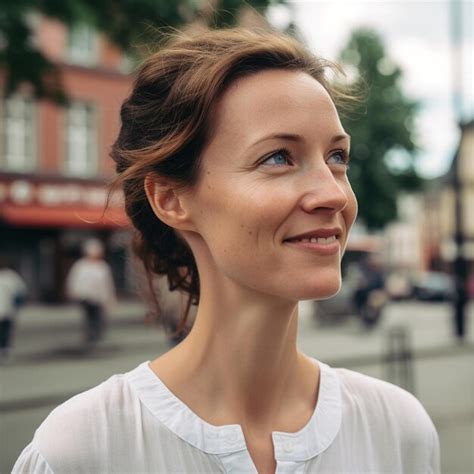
0, 0, 278, 100
339, 29, 424, 229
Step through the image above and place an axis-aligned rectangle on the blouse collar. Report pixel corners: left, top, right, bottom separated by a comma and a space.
126, 357, 341, 462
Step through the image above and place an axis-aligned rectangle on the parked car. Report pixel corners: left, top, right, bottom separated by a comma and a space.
411, 272, 455, 301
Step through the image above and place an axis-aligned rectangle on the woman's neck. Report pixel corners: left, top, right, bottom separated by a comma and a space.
150, 286, 319, 434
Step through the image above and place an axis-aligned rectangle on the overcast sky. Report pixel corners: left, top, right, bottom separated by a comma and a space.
267, 0, 473, 178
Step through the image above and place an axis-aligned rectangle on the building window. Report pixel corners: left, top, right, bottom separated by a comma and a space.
67, 23, 98, 66
1, 95, 36, 172
64, 102, 98, 177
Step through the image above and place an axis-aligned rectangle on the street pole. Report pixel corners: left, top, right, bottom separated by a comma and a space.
450, 0, 467, 341
452, 139, 468, 341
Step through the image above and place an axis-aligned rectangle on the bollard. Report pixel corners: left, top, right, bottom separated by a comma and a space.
384, 325, 415, 395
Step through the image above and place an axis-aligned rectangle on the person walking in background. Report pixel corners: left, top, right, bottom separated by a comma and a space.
0, 260, 27, 364
66, 239, 116, 349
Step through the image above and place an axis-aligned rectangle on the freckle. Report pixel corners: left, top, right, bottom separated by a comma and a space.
206, 171, 210, 175
248, 231, 252, 235
240, 224, 244, 228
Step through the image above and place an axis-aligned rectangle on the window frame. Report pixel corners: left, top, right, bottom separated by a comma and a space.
63, 101, 99, 178
66, 23, 99, 67
0, 94, 37, 172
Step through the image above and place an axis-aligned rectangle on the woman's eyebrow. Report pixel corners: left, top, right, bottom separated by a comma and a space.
251, 133, 303, 146
331, 133, 351, 144
249, 132, 350, 148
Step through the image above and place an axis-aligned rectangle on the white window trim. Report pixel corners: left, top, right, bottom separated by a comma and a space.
66, 23, 99, 67
1, 94, 37, 172
64, 101, 98, 178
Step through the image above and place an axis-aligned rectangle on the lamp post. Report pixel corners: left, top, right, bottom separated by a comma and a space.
450, 0, 467, 341
452, 134, 468, 340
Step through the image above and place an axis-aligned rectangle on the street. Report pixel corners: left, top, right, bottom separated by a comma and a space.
1, 300, 473, 473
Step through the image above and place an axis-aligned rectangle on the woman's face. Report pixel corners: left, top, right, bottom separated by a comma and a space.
184, 69, 357, 301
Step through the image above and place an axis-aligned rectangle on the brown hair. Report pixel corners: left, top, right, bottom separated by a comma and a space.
110, 27, 355, 338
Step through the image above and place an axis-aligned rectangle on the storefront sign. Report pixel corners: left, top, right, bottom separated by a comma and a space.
0, 176, 128, 228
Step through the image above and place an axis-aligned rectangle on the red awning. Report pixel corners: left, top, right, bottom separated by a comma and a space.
0, 203, 129, 229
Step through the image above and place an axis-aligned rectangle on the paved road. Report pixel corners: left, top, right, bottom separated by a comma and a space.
1, 300, 473, 473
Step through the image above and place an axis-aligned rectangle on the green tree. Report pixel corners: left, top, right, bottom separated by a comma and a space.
339, 28, 423, 229
0, 0, 280, 101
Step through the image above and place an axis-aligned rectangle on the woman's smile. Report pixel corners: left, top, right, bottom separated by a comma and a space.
282, 235, 341, 256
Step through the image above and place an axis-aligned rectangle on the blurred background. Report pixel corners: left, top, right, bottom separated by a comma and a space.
0, 0, 473, 472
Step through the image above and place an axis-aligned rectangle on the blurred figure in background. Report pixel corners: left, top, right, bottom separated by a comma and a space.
0, 260, 27, 363
353, 254, 387, 328
66, 239, 116, 350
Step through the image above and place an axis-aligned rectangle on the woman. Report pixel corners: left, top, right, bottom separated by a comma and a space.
14, 28, 439, 473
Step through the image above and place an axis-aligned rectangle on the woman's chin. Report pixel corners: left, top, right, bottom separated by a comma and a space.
293, 278, 342, 301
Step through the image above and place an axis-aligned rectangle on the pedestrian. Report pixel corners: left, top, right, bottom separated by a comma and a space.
353, 253, 387, 327
0, 260, 26, 364
14, 28, 440, 473
65, 238, 116, 349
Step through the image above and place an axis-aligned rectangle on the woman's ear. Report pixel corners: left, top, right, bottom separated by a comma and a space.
144, 174, 195, 232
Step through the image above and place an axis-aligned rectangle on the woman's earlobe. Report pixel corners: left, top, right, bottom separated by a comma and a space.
144, 175, 191, 229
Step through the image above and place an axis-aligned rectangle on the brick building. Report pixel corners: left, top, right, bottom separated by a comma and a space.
0, 15, 134, 301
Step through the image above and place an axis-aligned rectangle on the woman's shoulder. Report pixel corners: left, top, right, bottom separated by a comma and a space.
332, 366, 438, 443
38, 370, 132, 438
330, 366, 440, 471
42, 371, 132, 427
333, 366, 424, 409
13, 364, 148, 473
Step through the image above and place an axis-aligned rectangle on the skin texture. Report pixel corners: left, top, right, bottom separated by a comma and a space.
146, 69, 357, 473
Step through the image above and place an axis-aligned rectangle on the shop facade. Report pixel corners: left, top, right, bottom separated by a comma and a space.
1, 15, 135, 301
0, 173, 132, 301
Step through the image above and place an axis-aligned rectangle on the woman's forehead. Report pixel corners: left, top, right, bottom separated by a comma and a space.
207, 69, 342, 152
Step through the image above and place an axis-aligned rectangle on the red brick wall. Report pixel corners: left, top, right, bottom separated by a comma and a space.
38, 68, 132, 177
33, 15, 134, 178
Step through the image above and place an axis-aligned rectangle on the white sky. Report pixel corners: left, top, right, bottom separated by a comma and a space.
267, 0, 473, 178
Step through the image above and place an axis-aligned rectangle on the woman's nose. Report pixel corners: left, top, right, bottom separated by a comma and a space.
299, 166, 349, 214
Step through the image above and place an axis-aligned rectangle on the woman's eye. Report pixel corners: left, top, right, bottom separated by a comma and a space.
260, 149, 293, 167
327, 150, 350, 168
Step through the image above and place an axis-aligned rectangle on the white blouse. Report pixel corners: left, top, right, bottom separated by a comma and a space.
13, 358, 440, 473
